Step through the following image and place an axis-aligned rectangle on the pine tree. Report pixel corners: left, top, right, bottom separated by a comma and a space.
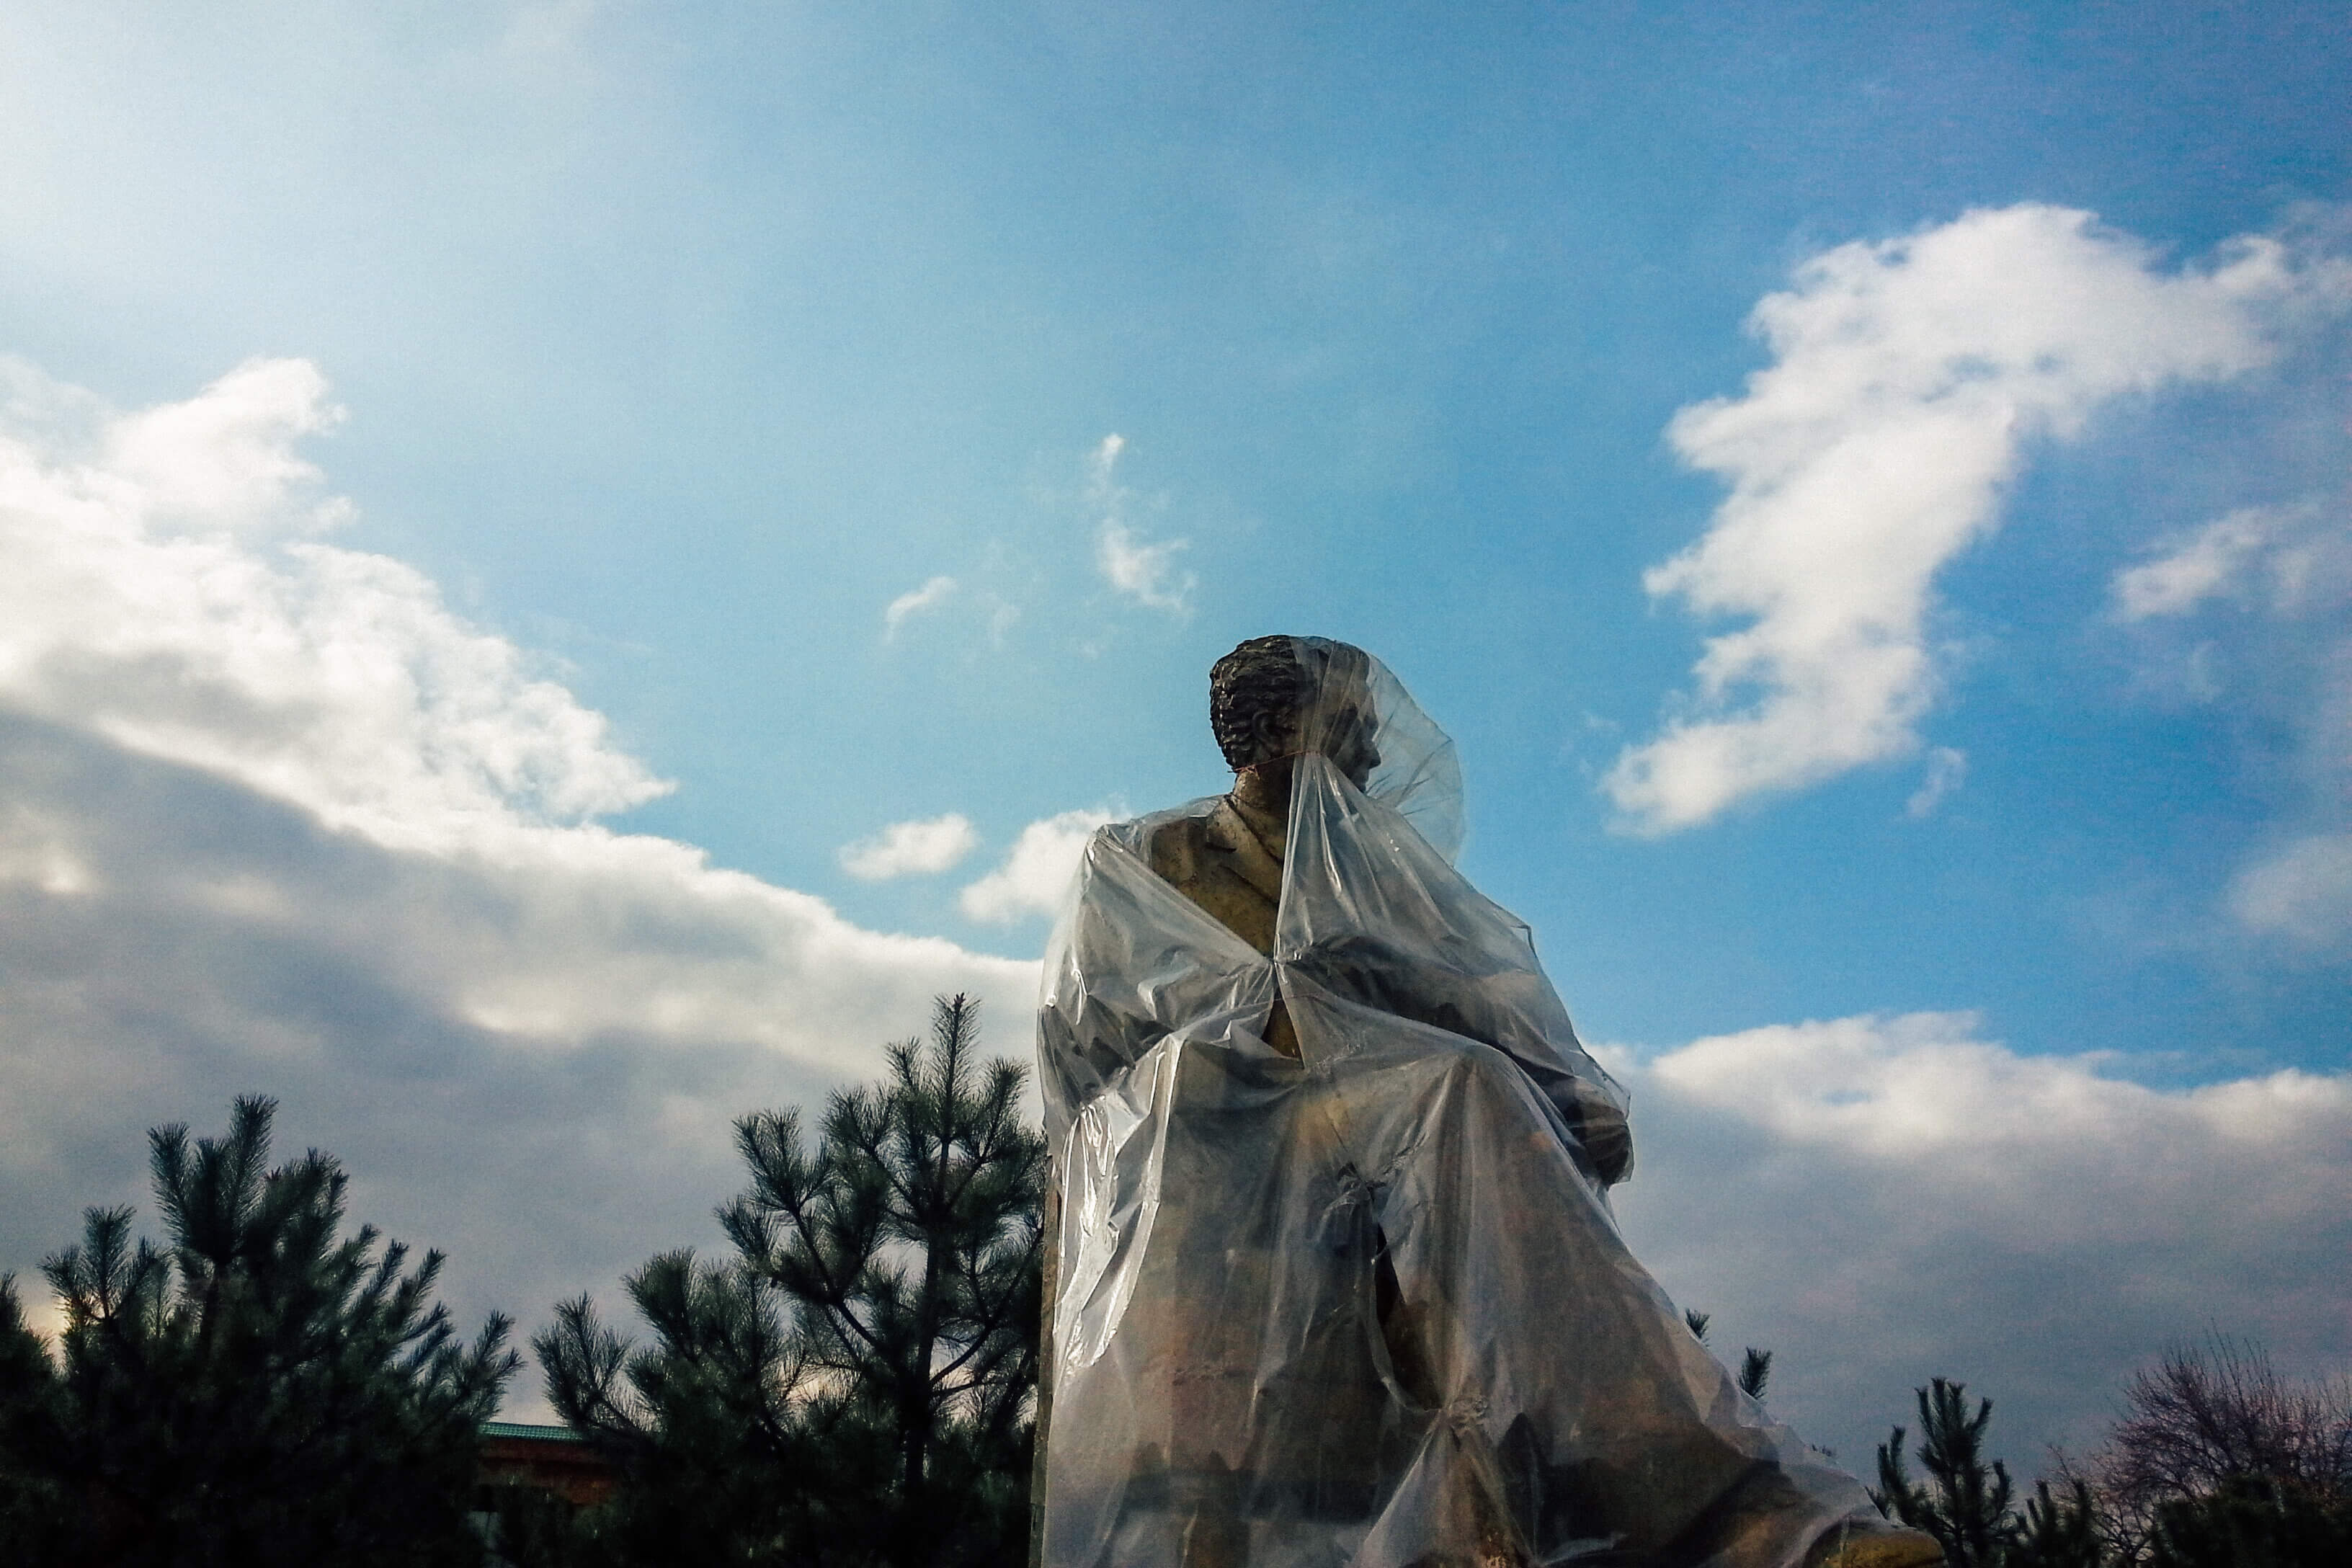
1875, 1379, 2018, 1568
532, 1250, 881, 1566
723, 993, 1046, 1567
2010, 1479, 2105, 1568
0, 1095, 518, 1567
0, 1276, 68, 1560
1680, 1307, 1773, 1401
2147, 1474, 2352, 1568
535, 994, 1046, 1568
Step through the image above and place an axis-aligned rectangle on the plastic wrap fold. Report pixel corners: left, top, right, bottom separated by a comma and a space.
1035, 651, 1879, 1568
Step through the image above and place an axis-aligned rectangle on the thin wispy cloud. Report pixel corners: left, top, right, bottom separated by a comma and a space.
2113, 504, 2348, 623
2113, 499, 2352, 953
1905, 746, 1967, 819
499, 0, 613, 59
1089, 434, 1194, 615
883, 574, 958, 638
839, 813, 979, 880
1608, 205, 2352, 834
2232, 834, 2352, 949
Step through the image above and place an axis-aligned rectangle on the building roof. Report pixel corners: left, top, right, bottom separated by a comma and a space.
480, 1420, 589, 1444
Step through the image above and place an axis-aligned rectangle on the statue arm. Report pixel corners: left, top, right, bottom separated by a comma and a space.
1321, 945, 1634, 1186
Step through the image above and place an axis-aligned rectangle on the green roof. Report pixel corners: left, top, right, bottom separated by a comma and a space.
481, 1420, 587, 1443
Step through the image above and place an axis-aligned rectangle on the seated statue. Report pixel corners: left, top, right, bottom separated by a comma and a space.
1033, 636, 1941, 1568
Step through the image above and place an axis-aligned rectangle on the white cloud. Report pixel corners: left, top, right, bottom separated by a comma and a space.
838, 812, 979, 880
2107, 498, 2352, 952
958, 806, 1116, 923
1605, 1012, 2352, 1466
883, 574, 958, 638
2229, 833, 2352, 948
0, 356, 672, 851
1905, 745, 1966, 819
1607, 205, 2352, 834
1089, 432, 1122, 484
2112, 502, 2352, 624
0, 360, 1035, 1403
2113, 507, 2294, 620
1089, 433, 1194, 614
99, 357, 349, 527
1098, 520, 1191, 612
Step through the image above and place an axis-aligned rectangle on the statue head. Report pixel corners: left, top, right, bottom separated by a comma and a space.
1209, 636, 1382, 789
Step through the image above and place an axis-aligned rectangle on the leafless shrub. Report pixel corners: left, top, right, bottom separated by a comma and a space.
2054, 1335, 2352, 1564
2111, 1336, 2352, 1502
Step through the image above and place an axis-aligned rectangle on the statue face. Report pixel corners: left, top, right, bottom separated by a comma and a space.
1260, 677, 1383, 790
1319, 691, 1381, 789
1214, 636, 1381, 790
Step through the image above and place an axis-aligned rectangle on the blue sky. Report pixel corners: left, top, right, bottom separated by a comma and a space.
1, 1, 2346, 1471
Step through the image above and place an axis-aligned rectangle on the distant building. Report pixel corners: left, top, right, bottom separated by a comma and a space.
476, 1420, 620, 1508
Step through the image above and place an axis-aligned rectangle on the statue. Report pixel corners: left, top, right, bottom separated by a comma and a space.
1033, 636, 1941, 1568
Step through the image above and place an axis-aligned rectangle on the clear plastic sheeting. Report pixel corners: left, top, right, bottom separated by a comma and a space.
1035, 643, 1886, 1568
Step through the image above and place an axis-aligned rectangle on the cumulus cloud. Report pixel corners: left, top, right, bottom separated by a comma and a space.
0, 356, 672, 850
99, 356, 350, 525
1608, 205, 2352, 834
1605, 1012, 2352, 1466
1089, 434, 1193, 614
883, 574, 958, 638
838, 812, 979, 880
0, 359, 1033, 1404
959, 806, 1117, 923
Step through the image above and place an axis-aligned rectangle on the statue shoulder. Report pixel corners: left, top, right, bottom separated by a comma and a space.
1144, 811, 1213, 888
1141, 802, 1280, 956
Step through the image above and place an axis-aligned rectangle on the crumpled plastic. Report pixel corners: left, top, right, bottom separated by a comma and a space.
1035, 644, 1881, 1568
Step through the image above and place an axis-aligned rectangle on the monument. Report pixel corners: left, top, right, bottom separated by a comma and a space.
1033, 636, 1942, 1568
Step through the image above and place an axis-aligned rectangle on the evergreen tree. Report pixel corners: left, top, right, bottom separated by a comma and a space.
1876, 1379, 2018, 1568
2011, 1479, 2106, 1568
530, 1250, 883, 1567
0, 1276, 68, 1560
723, 993, 1045, 1567
0, 1095, 518, 1568
1680, 1308, 1773, 1401
2147, 1474, 2352, 1568
535, 994, 1046, 1568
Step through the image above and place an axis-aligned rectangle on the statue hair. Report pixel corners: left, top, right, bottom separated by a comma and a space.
1208, 636, 1310, 770
1210, 635, 1372, 771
